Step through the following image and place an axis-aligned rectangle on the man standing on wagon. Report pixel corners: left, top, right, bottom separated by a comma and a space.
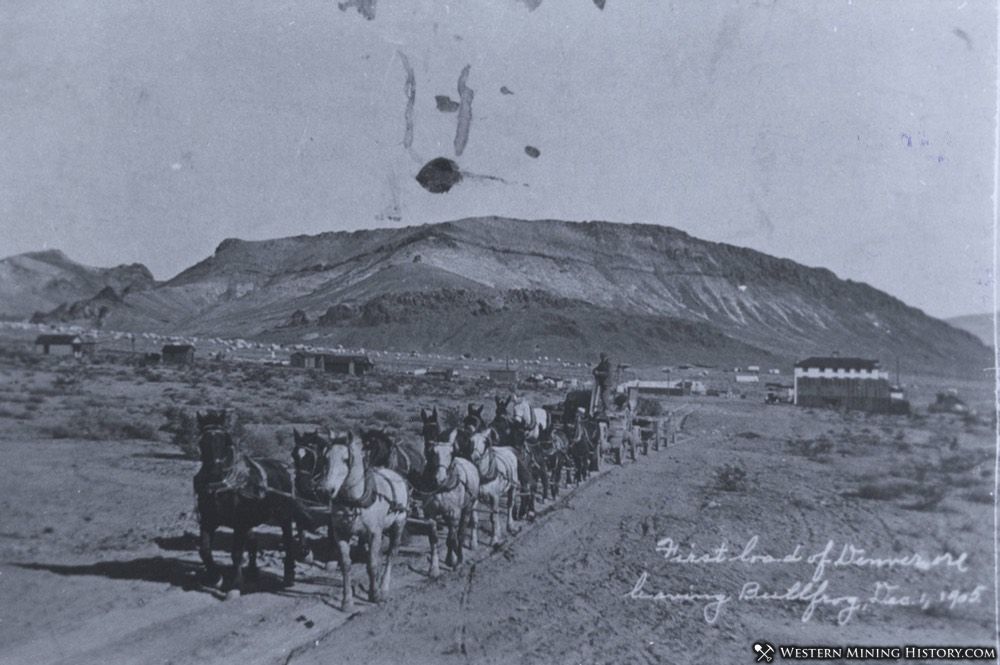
592, 352, 612, 414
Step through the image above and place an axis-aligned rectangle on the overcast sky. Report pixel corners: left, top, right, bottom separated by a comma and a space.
1, 0, 995, 318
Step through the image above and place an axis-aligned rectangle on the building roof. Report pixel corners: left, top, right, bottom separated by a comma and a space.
162, 344, 195, 352
794, 356, 879, 370
321, 353, 372, 364
35, 334, 81, 345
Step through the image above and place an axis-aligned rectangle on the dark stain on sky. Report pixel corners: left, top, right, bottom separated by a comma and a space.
952, 28, 972, 50
524, 146, 540, 158
519, 0, 543, 10
594, 0, 606, 9
416, 157, 463, 193
435, 95, 460, 112
338, 0, 376, 20
454, 65, 474, 157
399, 52, 415, 149
500, 86, 514, 96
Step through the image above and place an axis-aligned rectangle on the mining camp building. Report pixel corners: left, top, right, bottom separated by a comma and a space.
290, 352, 374, 376
162, 344, 196, 365
34, 334, 96, 358
793, 356, 907, 414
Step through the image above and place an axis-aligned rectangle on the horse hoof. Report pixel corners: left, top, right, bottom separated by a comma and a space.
202, 571, 222, 588
429, 567, 441, 579
225, 589, 241, 601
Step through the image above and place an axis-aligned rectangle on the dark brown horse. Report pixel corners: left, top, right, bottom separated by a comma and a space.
194, 410, 306, 598
360, 428, 427, 491
567, 407, 601, 483
514, 414, 568, 501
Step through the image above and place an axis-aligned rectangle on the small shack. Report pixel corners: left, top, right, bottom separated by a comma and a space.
290, 352, 373, 376
162, 344, 195, 365
488, 368, 519, 384
290, 351, 324, 370
34, 334, 96, 358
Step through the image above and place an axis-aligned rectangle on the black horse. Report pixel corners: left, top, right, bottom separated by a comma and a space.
194, 410, 307, 598
566, 407, 600, 483
513, 414, 567, 501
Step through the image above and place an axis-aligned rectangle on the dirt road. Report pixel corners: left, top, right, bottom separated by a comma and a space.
1, 399, 994, 665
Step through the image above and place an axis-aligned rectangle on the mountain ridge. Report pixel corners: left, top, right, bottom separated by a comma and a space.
7, 218, 990, 375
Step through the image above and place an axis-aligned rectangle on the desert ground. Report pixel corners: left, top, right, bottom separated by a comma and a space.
0, 340, 995, 665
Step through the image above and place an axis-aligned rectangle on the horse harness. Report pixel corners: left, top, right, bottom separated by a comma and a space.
331, 442, 407, 514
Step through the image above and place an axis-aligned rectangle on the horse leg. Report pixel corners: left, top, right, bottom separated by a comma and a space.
506, 486, 516, 535
380, 519, 401, 597
468, 499, 479, 550
281, 520, 296, 587
333, 530, 354, 612
428, 515, 441, 579
226, 527, 246, 600
198, 522, 221, 587
489, 494, 500, 547
366, 528, 383, 604
246, 531, 259, 583
297, 526, 312, 564
444, 512, 458, 568
456, 508, 470, 566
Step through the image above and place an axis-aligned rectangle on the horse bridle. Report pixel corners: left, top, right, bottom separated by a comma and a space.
199, 426, 236, 475
294, 437, 330, 495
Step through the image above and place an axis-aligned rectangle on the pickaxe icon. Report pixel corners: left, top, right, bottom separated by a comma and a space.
754, 642, 775, 663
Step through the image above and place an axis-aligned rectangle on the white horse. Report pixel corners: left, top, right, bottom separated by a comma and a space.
423, 435, 480, 578
460, 429, 520, 546
321, 430, 409, 612
511, 396, 550, 444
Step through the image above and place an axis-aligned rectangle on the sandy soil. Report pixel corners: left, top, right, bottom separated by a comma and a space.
0, 354, 995, 664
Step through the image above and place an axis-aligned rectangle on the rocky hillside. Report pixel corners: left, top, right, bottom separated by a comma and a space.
13, 218, 991, 374
945, 312, 995, 348
0, 250, 154, 321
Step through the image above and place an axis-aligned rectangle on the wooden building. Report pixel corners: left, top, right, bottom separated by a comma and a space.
488, 368, 519, 384
793, 356, 905, 413
290, 352, 373, 376
34, 334, 96, 358
161, 344, 195, 365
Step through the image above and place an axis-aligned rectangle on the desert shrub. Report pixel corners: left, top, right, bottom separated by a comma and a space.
852, 479, 917, 502
786, 436, 834, 460
162, 406, 200, 459
48, 409, 158, 441
961, 488, 994, 504
636, 398, 664, 417
905, 484, 949, 512
369, 408, 404, 429
136, 366, 162, 383
938, 449, 990, 474
714, 463, 748, 492
290, 389, 312, 403
736, 431, 761, 440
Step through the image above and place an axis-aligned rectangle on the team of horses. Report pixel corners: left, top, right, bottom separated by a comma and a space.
192, 396, 606, 609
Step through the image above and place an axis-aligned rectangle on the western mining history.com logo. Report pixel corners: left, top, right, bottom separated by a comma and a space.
751, 642, 996, 661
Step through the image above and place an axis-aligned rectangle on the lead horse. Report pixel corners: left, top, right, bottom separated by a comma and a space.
320, 430, 409, 611
194, 410, 304, 598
